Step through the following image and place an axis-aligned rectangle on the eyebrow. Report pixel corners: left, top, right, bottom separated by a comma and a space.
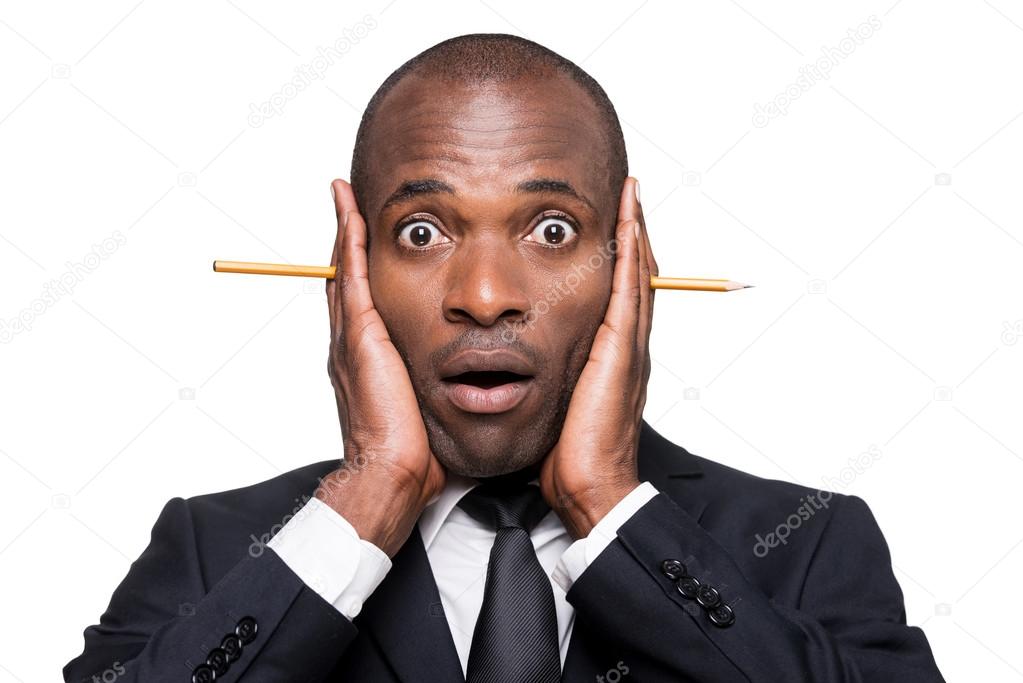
516, 178, 596, 213
378, 176, 597, 213
381, 178, 455, 210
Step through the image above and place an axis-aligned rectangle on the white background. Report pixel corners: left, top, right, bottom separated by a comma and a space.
2, 1, 1021, 680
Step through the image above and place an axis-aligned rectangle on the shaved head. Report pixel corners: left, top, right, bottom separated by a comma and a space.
351, 33, 628, 218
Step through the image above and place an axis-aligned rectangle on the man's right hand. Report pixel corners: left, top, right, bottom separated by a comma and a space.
318, 179, 446, 558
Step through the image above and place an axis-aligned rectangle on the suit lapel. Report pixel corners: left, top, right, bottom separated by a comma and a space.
358, 526, 464, 682
355, 420, 703, 683
561, 420, 706, 680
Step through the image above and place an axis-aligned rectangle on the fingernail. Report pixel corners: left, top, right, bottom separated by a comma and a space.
330, 183, 336, 202
633, 221, 640, 239
343, 210, 350, 230
634, 179, 641, 202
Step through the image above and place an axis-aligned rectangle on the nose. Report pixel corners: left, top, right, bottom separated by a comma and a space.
442, 239, 531, 328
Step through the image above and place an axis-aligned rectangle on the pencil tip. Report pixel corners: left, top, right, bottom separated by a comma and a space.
743, 284, 755, 289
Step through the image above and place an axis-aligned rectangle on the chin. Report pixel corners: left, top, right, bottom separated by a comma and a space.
435, 434, 544, 479
424, 413, 554, 479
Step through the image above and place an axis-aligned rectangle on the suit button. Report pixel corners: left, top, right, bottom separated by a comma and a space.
192, 664, 216, 683
206, 647, 229, 675
660, 559, 686, 580
696, 584, 721, 609
221, 634, 242, 662
676, 574, 701, 599
235, 616, 258, 644
708, 603, 736, 627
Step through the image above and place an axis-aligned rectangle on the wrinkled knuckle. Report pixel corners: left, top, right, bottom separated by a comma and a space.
625, 282, 642, 303
339, 271, 357, 295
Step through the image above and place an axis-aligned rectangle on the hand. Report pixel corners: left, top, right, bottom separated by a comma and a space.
539, 177, 657, 539
316, 179, 446, 557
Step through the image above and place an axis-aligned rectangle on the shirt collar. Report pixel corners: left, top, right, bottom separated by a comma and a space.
417, 472, 543, 550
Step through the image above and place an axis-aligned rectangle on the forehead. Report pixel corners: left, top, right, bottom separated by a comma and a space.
361, 74, 613, 213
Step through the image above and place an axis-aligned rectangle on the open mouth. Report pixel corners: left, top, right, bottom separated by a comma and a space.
437, 349, 538, 414
441, 370, 535, 414
442, 370, 532, 390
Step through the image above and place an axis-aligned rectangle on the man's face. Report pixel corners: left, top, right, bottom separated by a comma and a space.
357, 72, 619, 478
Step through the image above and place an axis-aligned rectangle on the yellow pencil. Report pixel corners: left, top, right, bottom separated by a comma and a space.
212, 261, 753, 292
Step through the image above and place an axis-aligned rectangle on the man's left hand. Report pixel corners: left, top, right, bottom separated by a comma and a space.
539, 177, 658, 539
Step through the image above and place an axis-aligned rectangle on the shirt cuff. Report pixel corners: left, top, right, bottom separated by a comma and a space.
267, 496, 391, 619
552, 481, 659, 593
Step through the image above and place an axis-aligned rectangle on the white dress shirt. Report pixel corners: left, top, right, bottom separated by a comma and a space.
268, 475, 658, 675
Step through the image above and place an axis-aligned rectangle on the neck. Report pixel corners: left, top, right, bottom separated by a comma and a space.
474, 460, 543, 487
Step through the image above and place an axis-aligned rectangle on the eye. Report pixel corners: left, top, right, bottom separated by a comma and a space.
526, 216, 577, 247
397, 219, 449, 249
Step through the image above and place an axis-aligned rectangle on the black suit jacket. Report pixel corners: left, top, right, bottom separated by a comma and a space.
64, 421, 944, 682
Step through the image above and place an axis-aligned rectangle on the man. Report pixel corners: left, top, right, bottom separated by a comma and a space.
64, 34, 944, 682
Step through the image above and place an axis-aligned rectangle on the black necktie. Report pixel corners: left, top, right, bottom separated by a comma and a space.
456, 482, 561, 683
